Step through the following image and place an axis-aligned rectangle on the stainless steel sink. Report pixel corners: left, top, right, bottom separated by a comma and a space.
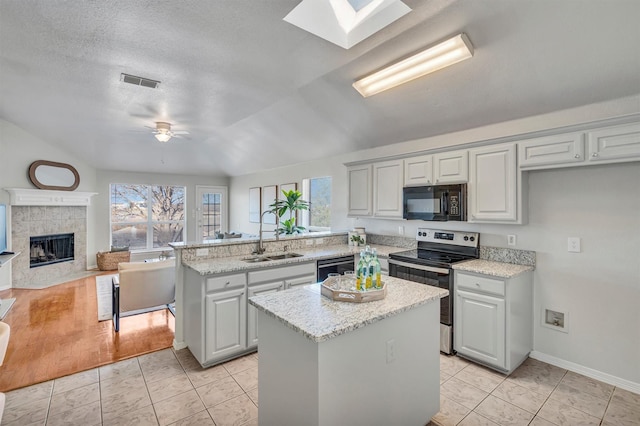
242, 252, 304, 263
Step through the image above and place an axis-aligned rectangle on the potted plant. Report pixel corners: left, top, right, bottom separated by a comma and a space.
268, 189, 310, 235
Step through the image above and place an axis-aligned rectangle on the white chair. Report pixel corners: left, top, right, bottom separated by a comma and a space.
112, 259, 176, 332
0, 321, 10, 424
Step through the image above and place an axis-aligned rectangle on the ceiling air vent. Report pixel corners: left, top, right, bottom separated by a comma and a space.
120, 73, 160, 89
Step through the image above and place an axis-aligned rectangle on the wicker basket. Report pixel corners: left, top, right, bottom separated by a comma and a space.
96, 251, 131, 271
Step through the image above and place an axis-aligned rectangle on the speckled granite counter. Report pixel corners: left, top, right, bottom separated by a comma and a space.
453, 259, 534, 278
182, 243, 402, 276
248, 276, 448, 343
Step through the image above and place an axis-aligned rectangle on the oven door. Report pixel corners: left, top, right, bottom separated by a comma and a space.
388, 258, 454, 353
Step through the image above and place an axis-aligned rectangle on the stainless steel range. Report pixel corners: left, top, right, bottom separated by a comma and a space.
389, 228, 479, 354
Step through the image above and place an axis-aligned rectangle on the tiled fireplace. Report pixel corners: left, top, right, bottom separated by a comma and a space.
11, 206, 87, 288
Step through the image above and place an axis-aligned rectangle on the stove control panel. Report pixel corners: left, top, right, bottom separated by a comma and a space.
416, 228, 479, 248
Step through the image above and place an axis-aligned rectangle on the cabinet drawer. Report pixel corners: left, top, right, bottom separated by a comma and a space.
206, 273, 247, 292
456, 273, 505, 297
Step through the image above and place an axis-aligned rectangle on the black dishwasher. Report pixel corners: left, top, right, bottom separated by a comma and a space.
316, 255, 355, 281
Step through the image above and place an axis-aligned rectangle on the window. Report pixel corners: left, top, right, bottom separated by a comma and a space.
110, 184, 185, 250
302, 177, 331, 231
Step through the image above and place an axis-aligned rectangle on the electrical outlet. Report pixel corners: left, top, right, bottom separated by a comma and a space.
196, 248, 209, 256
386, 339, 395, 364
315, 238, 324, 245
398, 226, 404, 236
507, 235, 516, 246
568, 237, 581, 253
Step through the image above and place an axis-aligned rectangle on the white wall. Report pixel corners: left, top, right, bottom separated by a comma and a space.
229, 96, 640, 386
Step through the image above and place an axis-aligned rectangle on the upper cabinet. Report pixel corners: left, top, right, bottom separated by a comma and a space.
468, 143, 518, 223
404, 155, 433, 186
587, 122, 640, 163
519, 132, 585, 169
373, 160, 403, 218
433, 150, 468, 184
347, 164, 372, 217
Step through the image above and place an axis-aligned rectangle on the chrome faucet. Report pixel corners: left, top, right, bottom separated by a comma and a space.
255, 210, 279, 255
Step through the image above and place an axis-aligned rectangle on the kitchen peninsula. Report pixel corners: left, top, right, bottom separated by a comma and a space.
249, 276, 448, 426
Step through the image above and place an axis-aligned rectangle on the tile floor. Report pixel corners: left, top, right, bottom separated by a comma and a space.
2, 349, 639, 426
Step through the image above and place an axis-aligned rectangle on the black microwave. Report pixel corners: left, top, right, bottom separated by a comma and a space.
403, 184, 467, 221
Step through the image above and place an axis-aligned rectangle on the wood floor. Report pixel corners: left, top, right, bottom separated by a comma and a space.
0, 273, 174, 392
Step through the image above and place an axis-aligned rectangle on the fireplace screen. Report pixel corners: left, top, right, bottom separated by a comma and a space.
30, 233, 74, 268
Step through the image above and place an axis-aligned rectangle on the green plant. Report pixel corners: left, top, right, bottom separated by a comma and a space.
268, 189, 310, 235
350, 234, 364, 245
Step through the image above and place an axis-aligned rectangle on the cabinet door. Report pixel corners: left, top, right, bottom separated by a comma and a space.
347, 165, 372, 217
285, 274, 317, 289
518, 132, 585, 169
205, 288, 247, 362
373, 160, 403, 218
434, 150, 468, 183
588, 122, 640, 163
455, 289, 506, 369
469, 143, 517, 222
247, 281, 284, 348
404, 155, 433, 186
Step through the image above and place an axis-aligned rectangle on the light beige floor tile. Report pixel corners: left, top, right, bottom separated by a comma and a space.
458, 411, 499, 426
440, 377, 489, 410
49, 382, 100, 416
167, 410, 215, 426
560, 370, 614, 400
104, 404, 159, 426
246, 388, 259, 407
603, 394, 640, 426
455, 364, 506, 393
46, 400, 102, 426
610, 387, 640, 410
528, 416, 556, 426
4, 381, 53, 409
440, 355, 470, 377
141, 357, 185, 384
99, 358, 142, 383
233, 366, 258, 392
549, 381, 608, 418
185, 364, 230, 388
431, 395, 471, 426
537, 398, 600, 426
239, 418, 259, 426
491, 380, 547, 414
101, 385, 153, 423
196, 375, 245, 408
441, 371, 452, 384
148, 372, 195, 404
52, 368, 99, 394
138, 348, 177, 367
208, 394, 258, 426
474, 395, 533, 426
100, 371, 147, 399
1, 396, 49, 425
506, 363, 565, 397
175, 350, 201, 370
223, 355, 258, 375
154, 389, 206, 426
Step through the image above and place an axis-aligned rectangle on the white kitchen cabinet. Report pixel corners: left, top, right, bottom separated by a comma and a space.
518, 132, 585, 169
468, 143, 518, 223
347, 164, 373, 217
404, 155, 433, 186
205, 287, 247, 362
285, 274, 317, 289
433, 150, 468, 184
247, 281, 284, 347
587, 122, 640, 163
454, 270, 532, 373
373, 159, 404, 218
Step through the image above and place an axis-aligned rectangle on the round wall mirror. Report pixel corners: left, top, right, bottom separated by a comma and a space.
28, 160, 80, 191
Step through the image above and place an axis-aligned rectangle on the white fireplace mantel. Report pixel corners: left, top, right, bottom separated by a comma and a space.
4, 188, 98, 206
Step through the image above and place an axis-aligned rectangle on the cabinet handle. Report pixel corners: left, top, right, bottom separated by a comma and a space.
574, 154, 580, 159
592, 152, 598, 157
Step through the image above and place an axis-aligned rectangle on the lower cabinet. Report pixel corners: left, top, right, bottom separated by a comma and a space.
205, 288, 247, 361
247, 281, 284, 347
454, 270, 532, 373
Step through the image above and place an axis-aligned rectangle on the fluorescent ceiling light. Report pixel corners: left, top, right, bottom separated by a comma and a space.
353, 33, 474, 97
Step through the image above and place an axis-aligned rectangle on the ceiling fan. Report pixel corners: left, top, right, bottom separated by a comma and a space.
148, 122, 189, 142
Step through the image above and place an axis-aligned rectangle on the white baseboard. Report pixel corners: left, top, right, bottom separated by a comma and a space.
173, 340, 188, 351
530, 350, 640, 394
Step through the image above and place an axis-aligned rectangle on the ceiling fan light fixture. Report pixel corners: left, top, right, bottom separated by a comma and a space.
154, 122, 173, 142
154, 132, 172, 143
353, 33, 474, 97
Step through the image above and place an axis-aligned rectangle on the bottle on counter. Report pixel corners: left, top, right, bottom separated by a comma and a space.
371, 248, 382, 289
356, 249, 367, 291
364, 246, 373, 290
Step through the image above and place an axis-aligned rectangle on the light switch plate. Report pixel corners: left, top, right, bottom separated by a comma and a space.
507, 235, 516, 246
568, 237, 581, 253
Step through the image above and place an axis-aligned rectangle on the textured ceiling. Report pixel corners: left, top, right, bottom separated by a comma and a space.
1, 0, 639, 177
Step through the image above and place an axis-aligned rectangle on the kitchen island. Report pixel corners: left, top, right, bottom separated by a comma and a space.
249, 276, 448, 426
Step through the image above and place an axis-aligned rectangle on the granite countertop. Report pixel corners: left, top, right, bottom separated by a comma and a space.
182, 244, 403, 276
248, 276, 448, 343
453, 259, 534, 278
170, 231, 345, 250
